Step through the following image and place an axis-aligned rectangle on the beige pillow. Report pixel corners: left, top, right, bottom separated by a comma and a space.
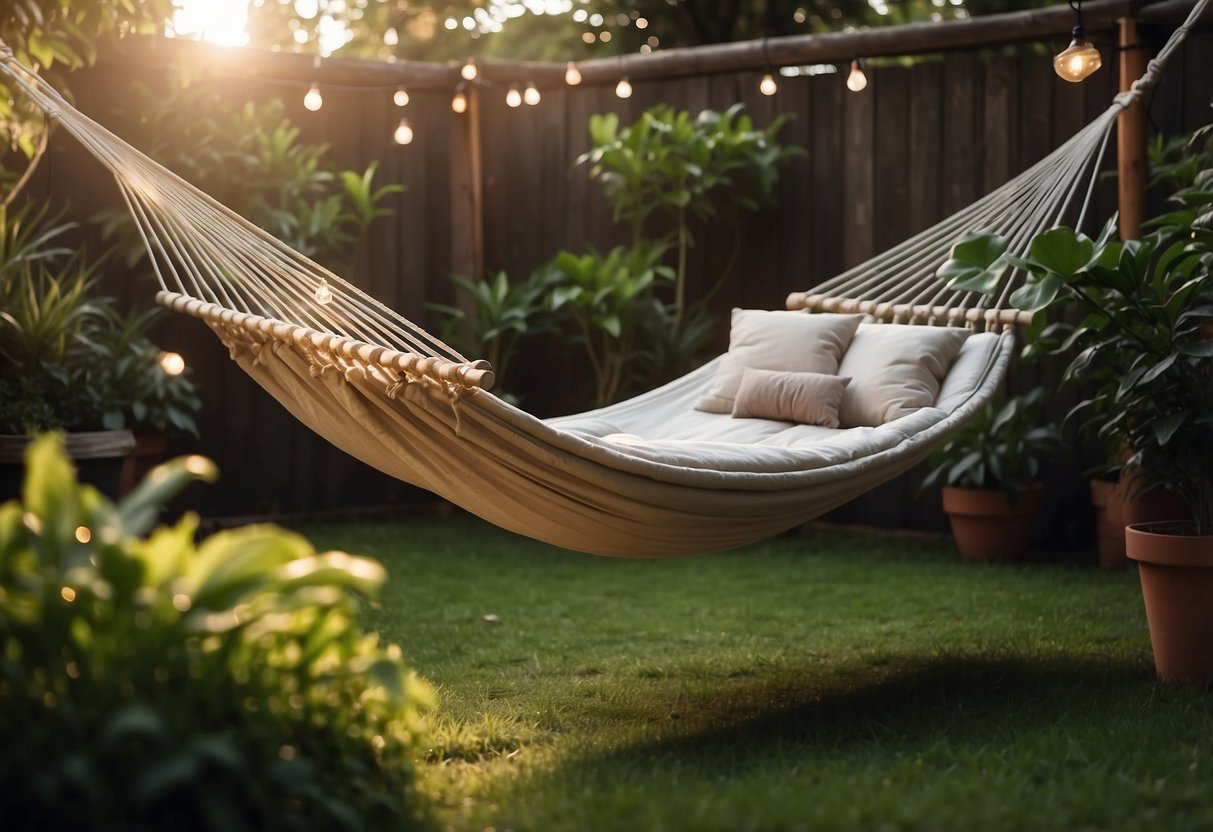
837, 324, 971, 427
696, 310, 863, 414
731, 369, 851, 427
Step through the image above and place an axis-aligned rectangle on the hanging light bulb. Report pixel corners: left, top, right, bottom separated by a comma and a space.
615, 77, 632, 99
565, 60, 583, 85
158, 351, 185, 376
394, 85, 409, 107
506, 83, 523, 108
303, 82, 324, 111
1053, 27, 1102, 82
461, 57, 478, 81
524, 82, 541, 106
759, 71, 778, 96
314, 279, 333, 305
845, 59, 867, 92
451, 82, 469, 113
394, 117, 414, 145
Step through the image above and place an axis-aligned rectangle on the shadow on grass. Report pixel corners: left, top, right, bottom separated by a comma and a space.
568, 653, 1152, 770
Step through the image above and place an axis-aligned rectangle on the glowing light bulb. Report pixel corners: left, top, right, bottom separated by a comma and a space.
759, 72, 778, 96
565, 60, 582, 85
394, 86, 409, 107
1053, 28, 1102, 82
451, 83, 468, 114
303, 82, 323, 111
506, 84, 522, 107
461, 58, 478, 81
314, 279, 333, 305
615, 77, 632, 99
524, 82, 541, 106
845, 59, 867, 92
158, 351, 186, 376
394, 117, 413, 145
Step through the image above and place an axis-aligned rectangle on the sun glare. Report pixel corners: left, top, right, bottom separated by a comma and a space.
171, 0, 251, 47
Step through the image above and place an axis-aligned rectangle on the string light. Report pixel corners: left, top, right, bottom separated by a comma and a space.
158, 351, 185, 376
461, 57, 478, 81
1054, 35, 1101, 81
1053, 0, 1101, 82
393, 85, 409, 107
394, 116, 414, 145
615, 77, 632, 98
314, 279, 333, 305
524, 82, 541, 106
565, 60, 582, 85
760, 71, 778, 96
303, 82, 323, 111
846, 59, 868, 92
506, 83, 523, 107
451, 82, 469, 113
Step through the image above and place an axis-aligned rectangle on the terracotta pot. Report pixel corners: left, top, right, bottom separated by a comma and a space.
1090, 478, 1128, 568
941, 484, 1044, 562
0, 431, 136, 502
1125, 522, 1213, 684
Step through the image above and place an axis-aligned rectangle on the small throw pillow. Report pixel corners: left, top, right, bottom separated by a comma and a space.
731, 369, 851, 427
837, 324, 971, 427
695, 310, 863, 414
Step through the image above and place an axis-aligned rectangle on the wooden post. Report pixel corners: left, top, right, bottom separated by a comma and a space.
449, 85, 485, 288
1117, 17, 1149, 240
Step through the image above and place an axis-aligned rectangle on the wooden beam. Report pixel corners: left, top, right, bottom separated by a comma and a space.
1118, 18, 1151, 240
97, 0, 1202, 93
448, 85, 485, 286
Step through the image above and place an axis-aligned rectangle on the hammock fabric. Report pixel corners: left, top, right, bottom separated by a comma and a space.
0, 1, 1204, 556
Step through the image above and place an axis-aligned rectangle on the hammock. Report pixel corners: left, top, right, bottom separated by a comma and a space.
0, 3, 1204, 557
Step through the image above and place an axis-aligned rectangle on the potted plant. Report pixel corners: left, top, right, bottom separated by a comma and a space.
922, 388, 1065, 562
0, 209, 200, 498
941, 123, 1213, 680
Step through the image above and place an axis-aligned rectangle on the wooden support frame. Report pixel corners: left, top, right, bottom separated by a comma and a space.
1118, 17, 1151, 240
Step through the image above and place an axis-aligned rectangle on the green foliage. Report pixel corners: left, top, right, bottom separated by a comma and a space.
940, 125, 1213, 531
427, 268, 558, 399
0, 434, 433, 831
0, 1, 174, 196
579, 104, 800, 333
547, 241, 674, 407
98, 93, 400, 272
922, 388, 1065, 502
0, 210, 202, 437
93, 307, 203, 438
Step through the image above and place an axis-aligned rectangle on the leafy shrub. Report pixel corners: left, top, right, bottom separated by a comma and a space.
99, 91, 399, 273
0, 209, 201, 437
922, 388, 1065, 503
579, 104, 801, 333
547, 241, 674, 406
427, 268, 558, 400
0, 435, 434, 831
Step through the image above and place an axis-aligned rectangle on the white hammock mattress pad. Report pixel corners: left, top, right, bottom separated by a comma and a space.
542, 331, 1004, 481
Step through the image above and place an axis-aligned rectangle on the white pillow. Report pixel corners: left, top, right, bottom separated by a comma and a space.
695, 310, 863, 414
731, 369, 851, 427
837, 324, 971, 427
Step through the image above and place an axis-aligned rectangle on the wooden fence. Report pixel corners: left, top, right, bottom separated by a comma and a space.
24, 6, 1213, 544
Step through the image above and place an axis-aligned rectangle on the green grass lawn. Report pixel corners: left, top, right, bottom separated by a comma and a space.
300, 514, 1213, 832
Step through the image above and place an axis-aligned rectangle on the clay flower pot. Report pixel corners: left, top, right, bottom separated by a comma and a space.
942, 484, 1044, 562
1126, 522, 1213, 684
1090, 478, 1128, 568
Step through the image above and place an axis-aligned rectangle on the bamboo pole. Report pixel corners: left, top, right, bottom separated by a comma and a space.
1118, 18, 1151, 240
